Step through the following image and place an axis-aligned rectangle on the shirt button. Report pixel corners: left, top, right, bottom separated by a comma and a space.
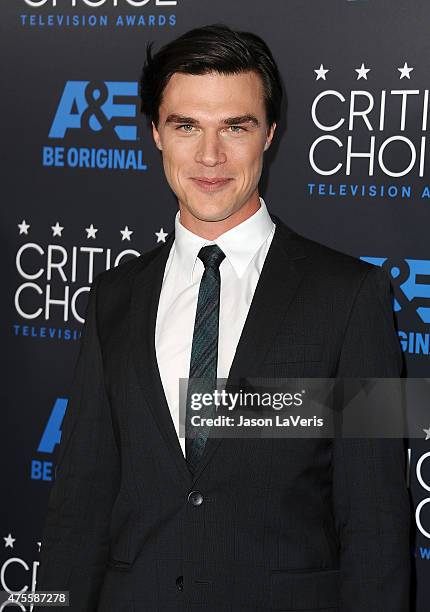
176, 575, 184, 591
187, 490, 204, 506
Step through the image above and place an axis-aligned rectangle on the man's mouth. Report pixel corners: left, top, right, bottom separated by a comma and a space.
190, 177, 233, 191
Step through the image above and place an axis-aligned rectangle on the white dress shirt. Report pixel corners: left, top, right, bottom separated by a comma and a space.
155, 197, 276, 456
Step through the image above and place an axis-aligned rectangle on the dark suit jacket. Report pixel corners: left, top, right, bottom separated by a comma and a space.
36, 214, 411, 611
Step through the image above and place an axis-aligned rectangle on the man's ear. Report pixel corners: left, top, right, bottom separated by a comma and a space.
152, 121, 163, 151
264, 122, 277, 151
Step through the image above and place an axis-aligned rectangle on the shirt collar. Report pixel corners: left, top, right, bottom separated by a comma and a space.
173, 196, 275, 283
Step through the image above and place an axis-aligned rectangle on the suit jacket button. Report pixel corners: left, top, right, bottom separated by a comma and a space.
188, 490, 204, 506
176, 575, 184, 591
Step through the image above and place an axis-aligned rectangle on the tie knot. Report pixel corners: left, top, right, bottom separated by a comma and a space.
198, 244, 226, 270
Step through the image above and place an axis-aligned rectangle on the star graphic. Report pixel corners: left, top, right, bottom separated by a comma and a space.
355, 63, 370, 80
155, 227, 168, 243
85, 224, 98, 239
18, 219, 30, 235
398, 62, 414, 79
4, 533, 15, 548
423, 426, 430, 440
51, 222, 64, 237
120, 225, 133, 241
314, 64, 329, 81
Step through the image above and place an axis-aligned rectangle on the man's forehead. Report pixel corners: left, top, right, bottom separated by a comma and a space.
160, 71, 265, 113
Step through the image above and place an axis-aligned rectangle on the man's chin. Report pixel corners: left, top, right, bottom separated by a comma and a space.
186, 202, 236, 223
192, 212, 235, 224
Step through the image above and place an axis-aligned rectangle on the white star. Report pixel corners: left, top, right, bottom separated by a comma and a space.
314, 64, 329, 81
355, 63, 370, 80
155, 227, 168, 243
18, 219, 30, 235
85, 224, 98, 239
423, 426, 430, 440
4, 534, 15, 548
398, 62, 414, 79
51, 222, 64, 237
120, 225, 133, 241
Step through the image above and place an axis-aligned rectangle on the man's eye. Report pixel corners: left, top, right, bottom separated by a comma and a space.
176, 124, 245, 133
178, 124, 194, 132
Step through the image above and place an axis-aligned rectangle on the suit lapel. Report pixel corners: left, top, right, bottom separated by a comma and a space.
130, 214, 308, 486
130, 231, 193, 487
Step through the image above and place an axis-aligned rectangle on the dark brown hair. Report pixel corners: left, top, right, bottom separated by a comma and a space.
139, 23, 283, 129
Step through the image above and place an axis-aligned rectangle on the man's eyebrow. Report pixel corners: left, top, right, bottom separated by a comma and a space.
223, 115, 260, 127
164, 114, 260, 127
165, 114, 198, 125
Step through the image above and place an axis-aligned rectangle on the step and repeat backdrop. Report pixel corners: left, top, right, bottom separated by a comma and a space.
2, 0, 430, 609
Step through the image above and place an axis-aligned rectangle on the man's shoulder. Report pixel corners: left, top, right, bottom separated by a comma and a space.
274, 215, 380, 284
94, 239, 170, 291
88, 239, 172, 330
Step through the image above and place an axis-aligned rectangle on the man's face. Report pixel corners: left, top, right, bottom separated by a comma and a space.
152, 70, 276, 228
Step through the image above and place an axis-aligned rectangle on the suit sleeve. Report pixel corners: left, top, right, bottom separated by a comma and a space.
333, 266, 411, 611
35, 273, 120, 611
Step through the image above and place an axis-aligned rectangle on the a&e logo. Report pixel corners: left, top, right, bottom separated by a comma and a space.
361, 257, 430, 356
32, 398, 68, 482
43, 80, 147, 171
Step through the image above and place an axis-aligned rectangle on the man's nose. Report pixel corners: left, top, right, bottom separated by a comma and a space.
195, 132, 227, 166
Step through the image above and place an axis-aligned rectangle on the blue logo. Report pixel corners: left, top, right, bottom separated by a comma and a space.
32, 398, 68, 481
361, 257, 430, 324
49, 80, 138, 141
361, 257, 430, 356
37, 397, 68, 453
43, 80, 147, 171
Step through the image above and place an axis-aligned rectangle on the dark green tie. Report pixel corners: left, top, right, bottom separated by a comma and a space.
185, 244, 226, 475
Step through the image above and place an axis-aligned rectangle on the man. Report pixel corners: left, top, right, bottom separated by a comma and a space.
37, 24, 410, 611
